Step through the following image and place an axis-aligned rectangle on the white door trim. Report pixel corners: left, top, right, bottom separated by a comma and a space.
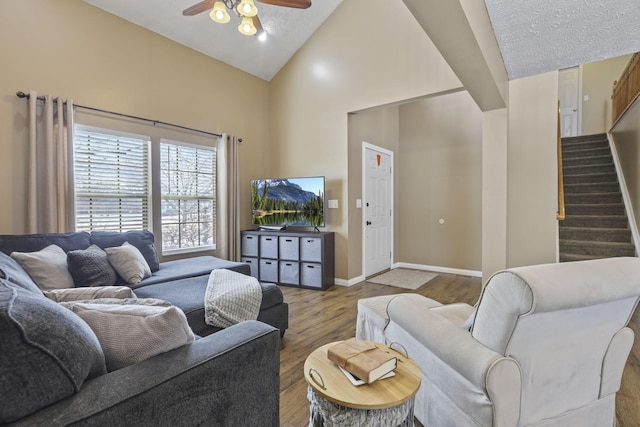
362, 141, 394, 278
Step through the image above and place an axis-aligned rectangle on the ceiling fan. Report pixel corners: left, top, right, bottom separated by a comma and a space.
183, 0, 312, 36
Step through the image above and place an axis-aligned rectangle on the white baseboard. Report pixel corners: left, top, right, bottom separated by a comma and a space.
393, 262, 482, 277
333, 263, 482, 287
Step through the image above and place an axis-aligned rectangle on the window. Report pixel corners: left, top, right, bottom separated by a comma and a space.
73, 127, 150, 232
160, 141, 216, 253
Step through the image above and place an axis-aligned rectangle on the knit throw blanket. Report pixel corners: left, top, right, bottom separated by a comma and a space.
204, 269, 262, 328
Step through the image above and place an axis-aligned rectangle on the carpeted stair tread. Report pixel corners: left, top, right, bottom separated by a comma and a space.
561, 215, 629, 229
559, 240, 635, 257
563, 172, 617, 185
562, 146, 611, 159
562, 140, 609, 153
563, 154, 612, 167
564, 193, 622, 204
564, 182, 621, 193
563, 163, 615, 175
564, 203, 625, 216
561, 133, 607, 144
559, 226, 632, 243
559, 253, 613, 262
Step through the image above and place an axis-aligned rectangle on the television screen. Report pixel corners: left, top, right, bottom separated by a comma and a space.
251, 177, 325, 227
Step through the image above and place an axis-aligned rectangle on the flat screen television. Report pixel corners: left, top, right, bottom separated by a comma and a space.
251, 176, 325, 228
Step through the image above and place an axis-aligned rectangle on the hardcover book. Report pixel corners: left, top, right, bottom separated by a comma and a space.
327, 338, 397, 384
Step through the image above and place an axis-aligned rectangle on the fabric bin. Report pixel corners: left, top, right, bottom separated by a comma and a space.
279, 236, 299, 260
301, 262, 322, 288
300, 238, 322, 262
241, 257, 259, 279
241, 234, 258, 257
260, 236, 278, 259
259, 259, 278, 283
279, 261, 300, 286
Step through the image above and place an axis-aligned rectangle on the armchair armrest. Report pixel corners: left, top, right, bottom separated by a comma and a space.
387, 295, 521, 427
11, 321, 280, 427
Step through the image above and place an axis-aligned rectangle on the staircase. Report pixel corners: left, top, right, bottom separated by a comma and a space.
559, 133, 636, 262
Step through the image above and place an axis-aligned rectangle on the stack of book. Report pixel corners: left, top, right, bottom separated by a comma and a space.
327, 338, 397, 385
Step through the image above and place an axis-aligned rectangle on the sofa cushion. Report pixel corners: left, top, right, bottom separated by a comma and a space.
62, 300, 195, 371
131, 256, 251, 289
105, 242, 152, 285
0, 231, 91, 256
11, 245, 75, 290
134, 275, 284, 336
67, 245, 118, 288
0, 279, 106, 424
44, 286, 136, 302
90, 230, 160, 272
0, 252, 41, 294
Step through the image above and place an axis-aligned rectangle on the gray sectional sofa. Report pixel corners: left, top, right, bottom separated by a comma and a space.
0, 230, 285, 425
0, 230, 288, 337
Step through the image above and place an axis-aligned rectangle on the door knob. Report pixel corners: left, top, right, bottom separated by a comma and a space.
366, 221, 372, 225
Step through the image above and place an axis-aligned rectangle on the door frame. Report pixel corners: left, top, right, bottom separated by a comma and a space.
362, 141, 394, 278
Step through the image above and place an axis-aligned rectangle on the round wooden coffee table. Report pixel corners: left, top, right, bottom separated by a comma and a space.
304, 340, 421, 426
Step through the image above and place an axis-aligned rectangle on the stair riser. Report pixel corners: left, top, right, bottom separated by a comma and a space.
565, 183, 621, 193
559, 228, 632, 243
562, 134, 607, 144
561, 217, 629, 228
564, 164, 615, 175
562, 140, 609, 153
562, 147, 611, 159
563, 155, 613, 167
559, 242, 635, 257
565, 205, 625, 216
563, 174, 617, 185
564, 194, 622, 204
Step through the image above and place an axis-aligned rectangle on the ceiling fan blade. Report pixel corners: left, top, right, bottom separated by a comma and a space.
257, 0, 312, 9
182, 0, 216, 16
253, 15, 265, 34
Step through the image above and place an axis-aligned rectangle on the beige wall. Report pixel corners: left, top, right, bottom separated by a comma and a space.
0, 0, 270, 241
582, 55, 633, 135
506, 72, 560, 268
397, 91, 482, 271
269, 0, 462, 281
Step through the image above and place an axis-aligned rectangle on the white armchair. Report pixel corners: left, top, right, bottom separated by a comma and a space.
357, 257, 640, 427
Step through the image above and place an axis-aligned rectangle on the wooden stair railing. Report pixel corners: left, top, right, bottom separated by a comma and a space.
612, 52, 640, 126
557, 101, 565, 221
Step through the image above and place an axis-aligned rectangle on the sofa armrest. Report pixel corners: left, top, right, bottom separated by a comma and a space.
387, 296, 521, 426
11, 320, 280, 427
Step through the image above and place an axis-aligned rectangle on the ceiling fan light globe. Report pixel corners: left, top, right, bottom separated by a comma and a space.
238, 16, 257, 35
237, 0, 258, 17
210, 1, 230, 23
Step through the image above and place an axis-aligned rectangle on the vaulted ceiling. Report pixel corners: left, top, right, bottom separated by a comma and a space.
82, 0, 640, 82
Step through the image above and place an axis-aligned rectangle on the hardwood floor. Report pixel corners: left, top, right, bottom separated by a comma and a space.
278, 272, 640, 427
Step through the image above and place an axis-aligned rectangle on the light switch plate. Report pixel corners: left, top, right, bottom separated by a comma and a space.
328, 199, 338, 209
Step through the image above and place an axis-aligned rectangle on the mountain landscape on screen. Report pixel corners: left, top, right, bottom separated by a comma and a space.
251, 177, 324, 227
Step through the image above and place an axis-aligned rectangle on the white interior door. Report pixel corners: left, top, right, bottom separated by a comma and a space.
363, 143, 393, 277
559, 67, 581, 137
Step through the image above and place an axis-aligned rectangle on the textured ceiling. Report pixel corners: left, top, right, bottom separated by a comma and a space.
82, 0, 343, 81
484, 0, 640, 79
83, 0, 640, 82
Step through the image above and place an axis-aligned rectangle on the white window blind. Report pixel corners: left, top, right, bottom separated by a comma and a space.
160, 142, 216, 252
73, 128, 150, 232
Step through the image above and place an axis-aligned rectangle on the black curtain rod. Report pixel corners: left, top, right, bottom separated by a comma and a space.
16, 91, 223, 138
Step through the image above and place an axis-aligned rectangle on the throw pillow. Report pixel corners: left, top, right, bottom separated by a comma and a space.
105, 242, 152, 285
10, 244, 74, 290
90, 230, 160, 272
67, 245, 118, 288
63, 301, 195, 371
43, 286, 137, 303
0, 279, 106, 423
